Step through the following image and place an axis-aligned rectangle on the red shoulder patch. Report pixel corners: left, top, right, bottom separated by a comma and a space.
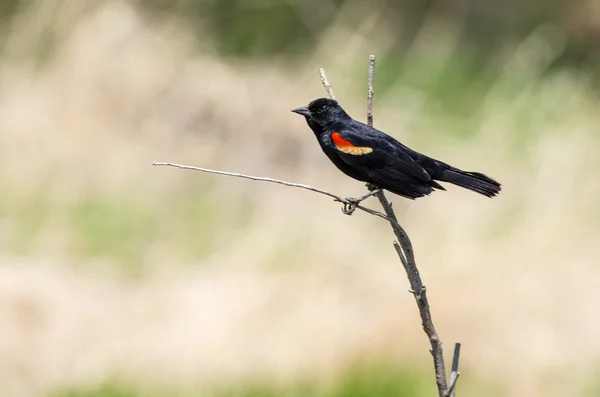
331, 132, 356, 148
331, 132, 373, 155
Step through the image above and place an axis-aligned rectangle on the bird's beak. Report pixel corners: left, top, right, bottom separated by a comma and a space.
291, 106, 311, 117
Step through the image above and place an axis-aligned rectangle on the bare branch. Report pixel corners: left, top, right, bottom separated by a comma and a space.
392, 242, 409, 274
319, 68, 336, 99
367, 55, 375, 127
446, 343, 462, 397
447, 373, 460, 397
152, 161, 341, 201
350, 188, 382, 204
363, 57, 451, 396
353, 203, 396, 224
152, 161, 390, 224
377, 191, 448, 396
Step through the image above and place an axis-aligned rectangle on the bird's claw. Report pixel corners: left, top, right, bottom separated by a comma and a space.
340, 188, 383, 215
365, 183, 379, 192
345, 197, 361, 205
342, 201, 357, 215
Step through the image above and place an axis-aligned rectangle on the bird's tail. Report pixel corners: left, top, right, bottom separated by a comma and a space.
439, 166, 501, 197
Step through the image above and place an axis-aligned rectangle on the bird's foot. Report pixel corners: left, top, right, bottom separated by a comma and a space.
365, 183, 379, 192
348, 188, 381, 204
342, 201, 357, 215
340, 188, 382, 215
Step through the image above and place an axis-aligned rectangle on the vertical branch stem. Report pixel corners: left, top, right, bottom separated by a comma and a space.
381, 196, 447, 397
365, 54, 448, 396
367, 55, 375, 127
321, 56, 452, 397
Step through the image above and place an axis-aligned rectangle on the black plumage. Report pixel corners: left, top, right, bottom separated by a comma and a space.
292, 98, 501, 200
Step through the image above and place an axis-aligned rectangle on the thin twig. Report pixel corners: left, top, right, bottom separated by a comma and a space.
447, 373, 460, 397
319, 68, 336, 99
367, 55, 375, 127
392, 241, 409, 273
152, 161, 393, 225
350, 188, 382, 204
353, 203, 396, 224
446, 343, 461, 397
152, 161, 341, 201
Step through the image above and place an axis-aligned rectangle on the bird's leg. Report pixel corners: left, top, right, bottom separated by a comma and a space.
365, 183, 379, 191
347, 188, 381, 204
341, 202, 356, 215
344, 188, 381, 207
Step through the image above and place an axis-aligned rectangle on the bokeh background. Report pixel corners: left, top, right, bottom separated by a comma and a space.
1, 0, 600, 396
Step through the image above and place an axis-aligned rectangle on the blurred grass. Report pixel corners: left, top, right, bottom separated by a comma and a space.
50, 363, 434, 397
0, 183, 256, 274
68, 193, 158, 267
49, 361, 508, 397
1, 1, 600, 397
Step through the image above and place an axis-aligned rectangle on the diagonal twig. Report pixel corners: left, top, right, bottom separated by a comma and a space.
152, 161, 342, 201
152, 162, 395, 226
446, 343, 462, 397
319, 68, 336, 100
348, 188, 382, 204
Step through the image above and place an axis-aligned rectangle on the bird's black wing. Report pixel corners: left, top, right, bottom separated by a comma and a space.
331, 129, 436, 199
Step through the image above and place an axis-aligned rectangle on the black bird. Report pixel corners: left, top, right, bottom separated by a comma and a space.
292, 98, 501, 200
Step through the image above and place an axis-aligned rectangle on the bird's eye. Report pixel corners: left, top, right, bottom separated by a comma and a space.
317, 106, 326, 113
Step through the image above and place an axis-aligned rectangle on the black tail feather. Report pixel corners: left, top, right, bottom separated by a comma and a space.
439, 167, 501, 197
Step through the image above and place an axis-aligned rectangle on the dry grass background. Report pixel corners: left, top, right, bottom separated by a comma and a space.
1, 1, 600, 397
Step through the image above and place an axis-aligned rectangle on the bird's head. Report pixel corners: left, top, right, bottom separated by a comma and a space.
291, 98, 348, 128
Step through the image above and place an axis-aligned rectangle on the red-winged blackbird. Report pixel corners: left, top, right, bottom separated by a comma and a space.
292, 98, 501, 199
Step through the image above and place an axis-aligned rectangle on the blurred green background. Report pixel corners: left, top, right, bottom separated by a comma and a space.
1, 0, 600, 396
